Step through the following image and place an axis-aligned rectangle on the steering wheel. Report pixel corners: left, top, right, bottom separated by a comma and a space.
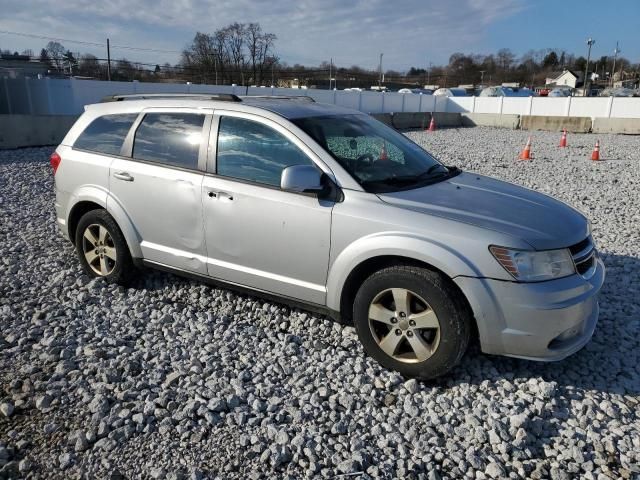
355, 152, 376, 168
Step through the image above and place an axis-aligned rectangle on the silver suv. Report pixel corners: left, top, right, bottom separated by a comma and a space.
52, 93, 605, 379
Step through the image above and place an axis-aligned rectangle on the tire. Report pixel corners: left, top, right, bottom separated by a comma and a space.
353, 265, 471, 380
74, 209, 135, 285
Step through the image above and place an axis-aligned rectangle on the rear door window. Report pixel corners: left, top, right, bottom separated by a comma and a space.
133, 113, 206, 169
74, 114, 138, 155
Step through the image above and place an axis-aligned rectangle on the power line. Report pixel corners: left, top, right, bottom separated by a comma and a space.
0, 29, 182, 54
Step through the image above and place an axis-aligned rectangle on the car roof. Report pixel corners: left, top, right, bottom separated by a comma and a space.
85, 95, 363, 120
240, 97, 361, 118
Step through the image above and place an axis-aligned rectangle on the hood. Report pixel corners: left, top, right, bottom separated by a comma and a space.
378, 172, 589, 250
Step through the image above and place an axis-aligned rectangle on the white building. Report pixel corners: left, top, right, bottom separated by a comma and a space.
545, 70, 581, 89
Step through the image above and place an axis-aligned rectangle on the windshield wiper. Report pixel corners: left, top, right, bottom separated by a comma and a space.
361, 165, 460, 191
414, 163, 451, 180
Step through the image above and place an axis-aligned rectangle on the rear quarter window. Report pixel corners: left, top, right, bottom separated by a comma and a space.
74, 114, 138, 155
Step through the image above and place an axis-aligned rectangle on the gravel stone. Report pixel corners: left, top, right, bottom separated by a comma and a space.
35, 394, 53, 411
0, 402, 14, 417
18, 458, 32, 472
0, 132, 639, 478
58, 452, 75, 470
486, 462, 506, 478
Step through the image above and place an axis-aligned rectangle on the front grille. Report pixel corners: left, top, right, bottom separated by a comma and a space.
569, 237, 591, 256
570, 236, 597, 279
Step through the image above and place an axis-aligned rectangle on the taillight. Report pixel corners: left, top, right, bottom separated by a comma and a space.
50, 152, 61, 174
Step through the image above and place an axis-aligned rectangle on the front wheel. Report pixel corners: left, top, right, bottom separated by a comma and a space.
75, 209, 135, 285
353, 265, 471, 380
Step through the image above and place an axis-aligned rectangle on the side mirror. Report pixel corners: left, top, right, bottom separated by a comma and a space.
281, 165, 324, 194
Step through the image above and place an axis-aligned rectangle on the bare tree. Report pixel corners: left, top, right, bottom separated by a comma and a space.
79, 54, 101, 78
256, 33, 276, 85
182, 23, 277, 86
245, 23, 277, 85
496, 48, 516, 81
46, 41, 66, 71
246, 23, 262, 84
225, 23, 247, 85
182, 32, 218, 83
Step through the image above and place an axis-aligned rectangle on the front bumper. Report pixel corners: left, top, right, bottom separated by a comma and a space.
455, 257, 605, 361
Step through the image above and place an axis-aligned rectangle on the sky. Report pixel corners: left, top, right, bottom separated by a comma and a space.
1, 0, 639, 71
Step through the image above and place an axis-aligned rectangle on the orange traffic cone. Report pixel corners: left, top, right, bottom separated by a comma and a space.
380, 141, 389, 161
519, 136, 532, 160
559, 128, 567, 148
591, 140, 600, 161
427, 116, 436, 132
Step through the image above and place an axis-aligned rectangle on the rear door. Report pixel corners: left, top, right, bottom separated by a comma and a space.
108, 108, 212, 275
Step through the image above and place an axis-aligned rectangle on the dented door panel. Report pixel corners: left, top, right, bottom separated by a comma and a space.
108, 159, 207, 275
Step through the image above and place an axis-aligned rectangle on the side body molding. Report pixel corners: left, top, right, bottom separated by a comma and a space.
325, 232, 483, 311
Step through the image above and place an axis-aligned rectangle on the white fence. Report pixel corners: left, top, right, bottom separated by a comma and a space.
1, 77, 640, 119
447, 95, 640, 119
0, 78, 447, 116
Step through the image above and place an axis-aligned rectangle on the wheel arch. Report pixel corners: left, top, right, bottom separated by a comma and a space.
66, 188, 142, 258
327, 235, 480, 335
68, 200, 103, 245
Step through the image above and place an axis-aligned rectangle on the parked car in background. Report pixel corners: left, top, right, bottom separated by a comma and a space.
479, 86, 506, 97
51, 93, 604, 380
398, 88, 434, 95
479, 86, 537, 97
599, 87, 638, 97
433, 87, 468, 97
548, 88, 573, 97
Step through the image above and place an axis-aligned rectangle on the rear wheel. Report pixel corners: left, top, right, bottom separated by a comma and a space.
353, 265, 471, 379
75, 209, 134, 285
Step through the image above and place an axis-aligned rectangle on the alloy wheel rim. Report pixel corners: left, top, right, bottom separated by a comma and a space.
82, 224, 117, 276
368, 288, 441, 363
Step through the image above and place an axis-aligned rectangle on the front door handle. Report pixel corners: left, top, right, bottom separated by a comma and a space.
217, 192, 233, 201
114, 172, 134, 182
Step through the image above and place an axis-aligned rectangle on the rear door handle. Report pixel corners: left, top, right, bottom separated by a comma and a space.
217, 192, 233, 201
114, 172, 134, 182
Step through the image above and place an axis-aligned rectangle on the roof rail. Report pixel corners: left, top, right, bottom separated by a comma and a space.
100, 93, 242, 103
242, 95, 316, 103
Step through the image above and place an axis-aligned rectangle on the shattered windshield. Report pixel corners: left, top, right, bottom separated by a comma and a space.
293, 114, 457, 193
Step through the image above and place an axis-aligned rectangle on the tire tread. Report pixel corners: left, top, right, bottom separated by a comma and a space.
353, 264, 471, 379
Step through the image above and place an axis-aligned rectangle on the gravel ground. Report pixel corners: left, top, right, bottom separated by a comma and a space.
1, 127, 639, 480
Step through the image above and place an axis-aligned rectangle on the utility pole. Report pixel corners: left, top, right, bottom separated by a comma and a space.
329, 57, 332, 90
106, 38, 112, 81
378, 53, 383, 88
427, 61, 432, 87
611, 41, 620, 87
479, 70, 486, 86
584, 37, 595, 96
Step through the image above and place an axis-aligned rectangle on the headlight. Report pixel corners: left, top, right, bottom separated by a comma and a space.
489, 246, 575, 282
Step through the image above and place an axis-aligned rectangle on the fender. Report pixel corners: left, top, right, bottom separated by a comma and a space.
66, 185, 143, 259
105, 194, 143, 259
325, 232, 483, 311
65, 184, 108, 235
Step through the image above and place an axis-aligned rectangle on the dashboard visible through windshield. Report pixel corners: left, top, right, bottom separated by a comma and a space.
293, 114, 459, 193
